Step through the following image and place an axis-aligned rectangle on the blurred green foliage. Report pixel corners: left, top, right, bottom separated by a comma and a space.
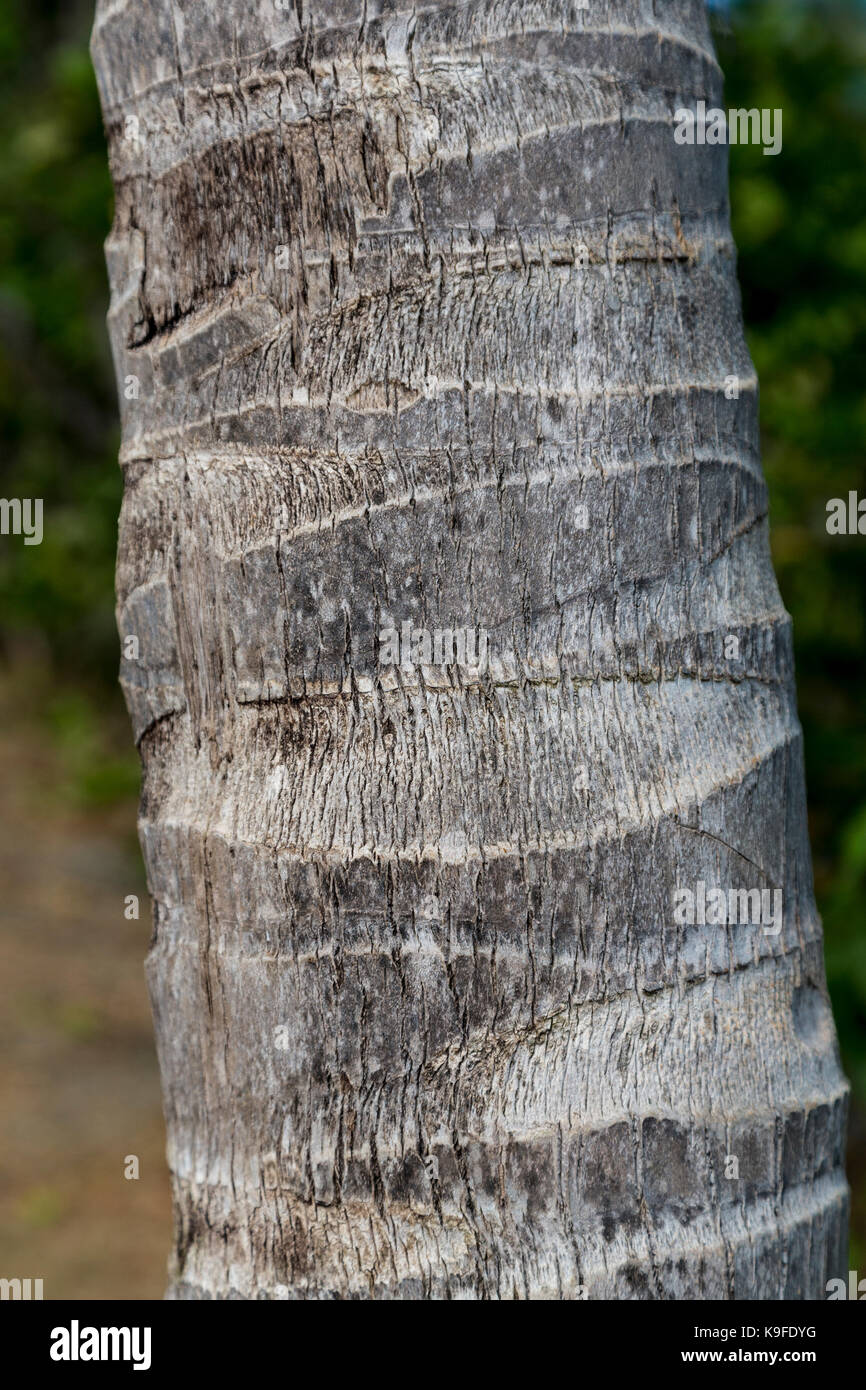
0, 0, 119, 690
0, 0, 863, 1253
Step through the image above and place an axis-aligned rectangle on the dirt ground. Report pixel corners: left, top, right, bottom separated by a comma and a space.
0, 681, 171, 1300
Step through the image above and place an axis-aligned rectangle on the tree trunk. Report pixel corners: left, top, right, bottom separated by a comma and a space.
92, 0, 848, 1299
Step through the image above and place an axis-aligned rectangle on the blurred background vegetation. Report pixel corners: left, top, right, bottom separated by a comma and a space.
0, 0, 863, 1290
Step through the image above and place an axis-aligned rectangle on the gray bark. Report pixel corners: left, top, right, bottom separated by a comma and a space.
92, 0, 848, 1299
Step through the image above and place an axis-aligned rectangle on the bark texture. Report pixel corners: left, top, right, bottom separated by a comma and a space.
92, 0, 849, 1299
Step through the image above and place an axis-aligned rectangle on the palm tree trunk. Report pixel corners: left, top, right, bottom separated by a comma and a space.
92, 0, 848, 1299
